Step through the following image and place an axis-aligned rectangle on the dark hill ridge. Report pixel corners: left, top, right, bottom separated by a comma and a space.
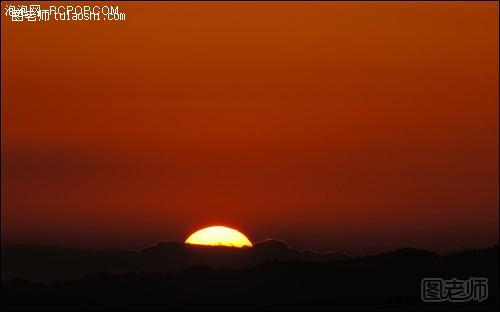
1, 240, 349, 283
1, 246, 498, 310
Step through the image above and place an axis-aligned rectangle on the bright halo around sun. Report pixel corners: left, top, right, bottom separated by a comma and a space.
185, 226, 253, 248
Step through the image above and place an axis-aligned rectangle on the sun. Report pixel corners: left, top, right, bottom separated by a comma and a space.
185, 226, 253, 248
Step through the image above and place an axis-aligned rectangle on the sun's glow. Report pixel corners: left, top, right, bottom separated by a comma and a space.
185, 226, 253, 248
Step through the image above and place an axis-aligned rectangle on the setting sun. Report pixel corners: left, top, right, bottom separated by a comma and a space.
185, 226, 253, 247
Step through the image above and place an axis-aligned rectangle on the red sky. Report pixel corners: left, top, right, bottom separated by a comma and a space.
1, 2, 498, 254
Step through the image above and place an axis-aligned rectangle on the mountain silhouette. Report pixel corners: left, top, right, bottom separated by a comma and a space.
1, 245, 497, 310
1, 240, 349, 283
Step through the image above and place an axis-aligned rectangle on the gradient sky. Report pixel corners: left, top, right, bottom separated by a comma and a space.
1, 2, 498, 254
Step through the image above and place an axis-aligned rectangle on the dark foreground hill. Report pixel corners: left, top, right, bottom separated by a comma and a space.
1, 240, 347, 283
1, 246, 498, 310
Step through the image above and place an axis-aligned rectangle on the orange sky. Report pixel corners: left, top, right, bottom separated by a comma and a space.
1, 1, 498, 254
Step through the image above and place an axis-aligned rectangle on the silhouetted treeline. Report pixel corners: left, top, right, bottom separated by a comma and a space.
2, 246, 498, 310
1, 240, 348, 283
